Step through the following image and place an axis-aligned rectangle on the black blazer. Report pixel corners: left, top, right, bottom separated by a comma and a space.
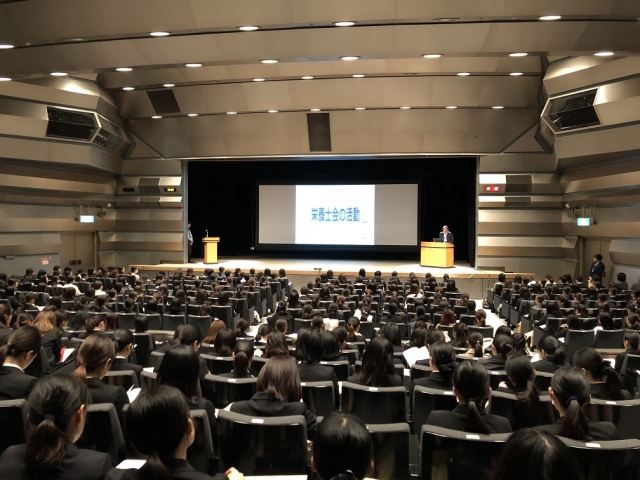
426, 404, 512, 434
413, 371, 452, 391
41, 328, 63, 363
532, 357, 564, 374
110, 357, 143, 378
614, 348, 636, 372
104, 458, 228, 480
0, 443, 111, 480
536, 418, 619, 441
0, 365, 38, 401
589, 382, 632, 401
381, 314, 404, 324
346, 372, 403, 388
478, 354, 508, 371
230, 391, 317, 440
87, 377, 129, 417
590, 261, 605, 279
189, 396, 218, 450
0, 327, 12, 346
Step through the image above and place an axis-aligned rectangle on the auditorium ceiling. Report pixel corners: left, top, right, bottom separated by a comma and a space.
1, 0, 639, 157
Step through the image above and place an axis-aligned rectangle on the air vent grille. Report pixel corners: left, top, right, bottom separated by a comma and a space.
46, 107, 97, 140
547, 89, 600, 131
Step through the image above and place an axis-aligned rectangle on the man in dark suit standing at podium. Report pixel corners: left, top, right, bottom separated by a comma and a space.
439, 225, 454, 243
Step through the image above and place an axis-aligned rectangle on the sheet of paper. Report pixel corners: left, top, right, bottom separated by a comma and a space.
127, 387, 142, 403
61, 348, 75, 362
116, 459, 146, 470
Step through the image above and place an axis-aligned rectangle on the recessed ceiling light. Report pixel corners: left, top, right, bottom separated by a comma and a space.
492, 106, 504, 109
310, 108, 321, 112
340, 56, 360, 61
400, 106, 412, 109
163, 83, 175, 87
260, 59, 279, 64
509, 53, 528, 57
434, 18, 459, 22
539, 15, 561, 21
446, 106, 457, 109
457, 72, 471, 76
239, 26, 259, 31
188, 113, 198, 117
152, 115, 162, 119
352, 74, 365, 78
268, 110, 278, 113
334, 21, 356, 27
51, 72, 68, 76
116, 67, 133, 72
253, 78, 265, 82
227, 111, 237, 115
355, 107, 366, 110
186, 63, 202, 67
150, 31, 170, 36
0, 44, 14, 49
422, 54, 443, 59
122, 87, 135, 91
301, 76, 314, 80
594, 51, 615, 57
0, 77, 11, 82
510, 72, 523, 76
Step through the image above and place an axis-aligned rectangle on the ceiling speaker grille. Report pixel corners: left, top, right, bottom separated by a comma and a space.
547, 89, 600, 131
46, 106, 97, 140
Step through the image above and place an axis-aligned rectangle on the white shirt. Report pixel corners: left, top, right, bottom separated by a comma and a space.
2, 362, 24, 372
187, 229, 193, 241
63, 283, 82, 296
94, 290, 107, 296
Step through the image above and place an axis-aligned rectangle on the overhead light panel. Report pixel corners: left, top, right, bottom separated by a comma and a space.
0, 44, 14, 49
188, 113, 198, 117
510, 72, 523, 76
594, 51, 615, 57
253, 78, 265, 82
457, 72, 470, 76
509, 53, 528, 57
340, 56, 360, 61
150, 31, 170, 36
355, 107, 366, 110
0, 77, 11, 82
268, 110, 278, 113
152, 115, 162, 119
334, 21, 356, 27
492, 106, 504, 109
239, 26, 259, 31
186, 63, 202, 67
301, 76, 314, 80
310, 108, 321, 112
446, 106, 457, 109
227, 111, 237, 115
434, 18, 459, 22
422, 54, 443, 59
352, 74, 365, 78
260, 59, 279, 64
400, 106, 411, 109
116, 67, 133, 72
163, 83, 175, 87
122, 87, 134, 91
539, 15, 561, 21
51, 72, 68, 76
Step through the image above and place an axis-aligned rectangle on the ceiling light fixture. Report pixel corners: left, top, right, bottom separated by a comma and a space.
510, 72, 523, 76
227, 111, 237, 115
152, 115, 162, 119
51, 72, 68, 76
310, 108, 321, 112
239, 26, 259, 31
434, 18, 459, 22
457, 72, 471, 76
492, 106, 504, 109
268, 110, 278, 113
260, 59, 279, 64
509, 52, 528, 57
301, 76, 314, 80
188, 113, 198, 117
334, 21, 356, 27
163, 83, 175, 87
116, 67, 133, 72
0, 77, 11, 82
340, 56, 360, 61
186, 63, 202, 67
594, 51, 615, 57
400, 106, 412, 109
539, 15, 561, 21
422, 54, 443, 59
122, 87, 135, 91
150, 31, 170, 36
253, 78, 265, 82
0, 44, 14, 49
446, 106, 457, 109
352, 74, 365, 78
355, 107, 366, 110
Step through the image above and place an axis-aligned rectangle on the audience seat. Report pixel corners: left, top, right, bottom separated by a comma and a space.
117, 313, 136, 330
621, 354, 640, 394
201, 354, 234, 376
148, 351, 165, 370
293, 318, 312, 333
203, 374, 257, 409
319, 360, 350, 381
593, 329, 625, 349
410, 364, 432, 383
140, 313, 162, 330
163, 313, 186, 331
103, 370, 139, 390
0, 399, 27, 455
188, 409, 216, 475
468, 325, 494, 339
367, 423, 411, 480
488, 390, 556, 430
358, 321, 375, 339
412, 386, 458, 438
341, 381, 406, 424
249, 356, 269, 377
420, 425, 510, 480
301, 381, 335, 418
533, 371, 554, 391
585, 398, 640, 440
188, 315, 212, 339
559, 437, 640, 480
211, 305, 233, 329
459, 314, 475, 326
216, 410, 308, 476
565, 329, 597, 360
140, 370, 157, 391
132, 333, 155, 368
78, 403, 126, 466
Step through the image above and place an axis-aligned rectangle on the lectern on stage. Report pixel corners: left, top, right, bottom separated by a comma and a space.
420, 242, 454, 268
202, 237, 220, 264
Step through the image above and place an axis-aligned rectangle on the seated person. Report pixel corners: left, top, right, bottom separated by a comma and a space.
571, 347, 631, 400
615, 331, 640, 372
346, 337, 403, 387
413, 341, 457, 390
0, 326, 40, 400
478, 335, 514, 371
296, 328, 339, 402
77, 315, 106, 339
110, 329, 143, 379
0, 374, 112, 480
532, 335, 567, 373
501, 355, 544, 429
220, 341, 255, 378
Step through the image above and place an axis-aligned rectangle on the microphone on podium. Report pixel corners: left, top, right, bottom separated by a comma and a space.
205, 229, 209, 237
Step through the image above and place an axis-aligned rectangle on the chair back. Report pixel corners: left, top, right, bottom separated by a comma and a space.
468, 325, 494, 339
368, 423, 411, 480
584, 398, 640, 440
412, 386, 457, 439
621, 354, 640, 393
216, 410, 308, 475
140, 370, 157, 391
358, 321, 375, 339
420, 425, 510, 480
293, 318, 312, 333
188, 409, 215, 474
140, 313, 162, 330
533, 371, 554, 391
211, 305, 233, 328
200, 354, 234, 375
301, 381, 335, 417
410, 364, 432, 383
78, 403, 125, 466
341, 381, 406, 424
459, 314, 475, 326
203, 374, 257, 409
558, 437, 640, 480
149, 351, 165, 370
594, 329, 625, 349
103, 370, 139, 390
249, 356, 269, 377
133, 333, 154, 368
488, 390, 556, 430
188, 315, 212, 340
565, 329, 596, 360
0, 399, 27, 455
117, 313, 136, 330
319, 360, 350, 381
163, 313, 186, 331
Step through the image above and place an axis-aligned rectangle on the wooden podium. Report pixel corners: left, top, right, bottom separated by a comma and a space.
420, 242, 454, 268
202, 237, 220, 264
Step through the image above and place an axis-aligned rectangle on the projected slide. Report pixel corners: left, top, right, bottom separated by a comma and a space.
295, 185, 375, 245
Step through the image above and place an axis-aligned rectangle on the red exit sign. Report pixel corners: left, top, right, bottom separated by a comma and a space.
484, 186, 501, 192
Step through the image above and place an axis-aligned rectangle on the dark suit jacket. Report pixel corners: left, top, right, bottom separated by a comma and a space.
110, 357, 143, 378
87, 377, 129, 417
413, 371, 452, 391
189, 396, 218, 450
426, 404, 512, 434
590, 261, 605, 279
532, 357, 565, 374
0, 443, 111, 480
0, 327, 12, 346
589, 382, 632, 401
439, 231, 455, 243
478, 354, 508, 371
105, 458, 228, 480
615, 281, 629, 292
0, 365, 38, 400
381, 314, 404, 324
536, 418, 619, 441
41, 328, 63, 363
615, 348, 635, 372
230, 391, 317, 440
346, 372, 403, 387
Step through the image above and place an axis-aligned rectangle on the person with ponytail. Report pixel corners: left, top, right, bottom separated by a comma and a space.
479, 334, 514, 370
110, 328, 143, 379
426, 361, 512, 434
0, 326, 41, 400
0, 374, 112, 480
536, 367, 619, 440
532, 335, 567, 373
451, 322, 469, 349
413, 341, 457, 390
346, 317, 363, 342
72, 332, 129, 418
221, 340, 255, 378
502, 355, 543, 429
106, 385, 242, 480
263, 331, 289, 358
77, 315, 106, 339
465, 332, 489, 358
0, 303, 15, 345
234, 318, 250, 338
254, 323, 272, 344
311, 412, 373, 480
33, 310, 62, 364
615, 331, 640, 372
347, 337, 402, 387
571, 347, 631, 400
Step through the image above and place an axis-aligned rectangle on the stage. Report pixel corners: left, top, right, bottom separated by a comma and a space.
133, 258, 533, 299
